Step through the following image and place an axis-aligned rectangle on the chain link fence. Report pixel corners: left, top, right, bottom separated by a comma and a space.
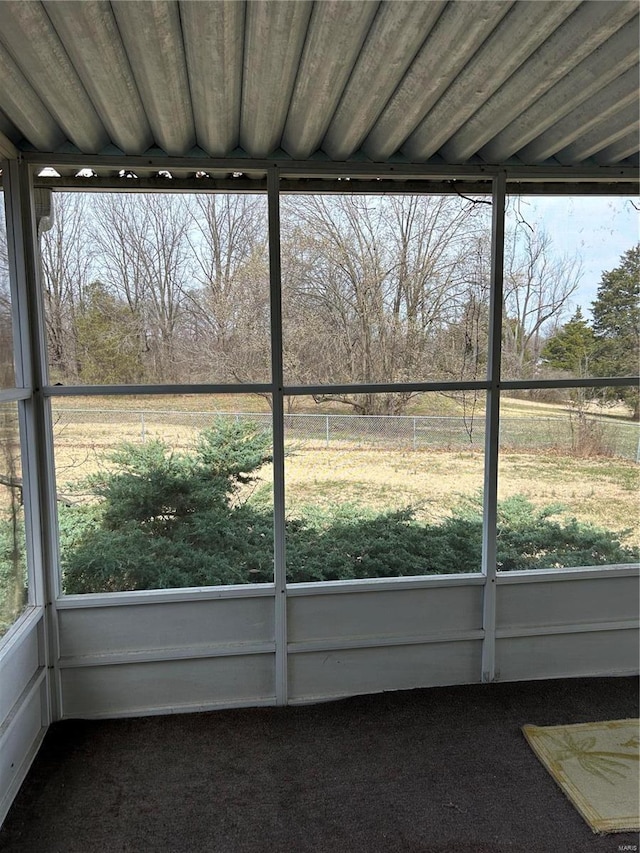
53, 408, 640, 461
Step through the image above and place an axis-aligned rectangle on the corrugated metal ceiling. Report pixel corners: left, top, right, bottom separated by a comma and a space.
0, 0, 637, 170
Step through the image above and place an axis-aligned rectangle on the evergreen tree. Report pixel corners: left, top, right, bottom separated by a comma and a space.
74, 282, 145, 384
540, 307, 596, 375
591, 245, 640, 419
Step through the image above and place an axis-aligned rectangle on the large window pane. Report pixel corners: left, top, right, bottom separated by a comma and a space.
281, 193, 492, 386
52, 395, 274, 593
284, 392, 486, 582
0, 403, 27, 636
0, 183, 16, 388
497, 389, 639, 572
502, 195, 639, 387
41, 193, 270, 385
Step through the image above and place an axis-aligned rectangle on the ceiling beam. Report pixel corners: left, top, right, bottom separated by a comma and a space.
20, 151, 640, 187
0, 129, 17, 159
32, 176, 639, 198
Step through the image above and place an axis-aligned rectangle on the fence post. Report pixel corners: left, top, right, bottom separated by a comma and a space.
413, 417, 417, 451
140, 412, 145, 443
326, 415, 330, 448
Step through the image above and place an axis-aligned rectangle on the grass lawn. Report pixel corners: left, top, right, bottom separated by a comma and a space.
279, 445, 638, 545
50, 389, 637, 419
51, 401, 639, 547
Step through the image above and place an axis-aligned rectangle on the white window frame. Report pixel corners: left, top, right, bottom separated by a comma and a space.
7, 156, 637, 705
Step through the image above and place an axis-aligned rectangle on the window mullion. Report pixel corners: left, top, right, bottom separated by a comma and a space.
268, 167, 287, 705
481, 170, 506, 683
6, 160, 61, 718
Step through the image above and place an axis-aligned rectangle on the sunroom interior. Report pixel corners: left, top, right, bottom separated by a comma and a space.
0, 0, 638, 844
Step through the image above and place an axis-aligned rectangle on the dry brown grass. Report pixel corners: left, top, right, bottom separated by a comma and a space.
51, 393, 273, 414
497, 454, 639, 543
282, 445, 484, 524
50, 408, 640, 546
51, 390, 637, 421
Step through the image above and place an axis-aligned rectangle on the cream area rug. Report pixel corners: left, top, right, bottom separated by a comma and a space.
523, 719, 640, 834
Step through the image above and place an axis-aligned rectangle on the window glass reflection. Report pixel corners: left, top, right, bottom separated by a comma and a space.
0, 188, 16, 388
0, 403, 27, 637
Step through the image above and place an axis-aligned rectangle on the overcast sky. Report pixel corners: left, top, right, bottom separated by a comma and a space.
507, 195, 639, 319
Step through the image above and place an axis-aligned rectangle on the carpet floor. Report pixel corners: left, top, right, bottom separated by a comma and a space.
1, 676, 638, 853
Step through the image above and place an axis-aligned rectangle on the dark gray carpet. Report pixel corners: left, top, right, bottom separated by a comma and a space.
1, 677, 638, 853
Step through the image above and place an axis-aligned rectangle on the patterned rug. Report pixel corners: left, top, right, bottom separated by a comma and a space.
523, 719, 640, 834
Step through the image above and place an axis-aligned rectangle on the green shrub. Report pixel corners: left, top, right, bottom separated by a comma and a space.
60, 420, 274, 593
0, 512, 27, 636
285, 504, 482, 581
449, 494, 637, 571
58, 424, 639, 594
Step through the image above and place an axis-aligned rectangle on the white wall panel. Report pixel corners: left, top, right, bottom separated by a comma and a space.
497, 575, 639, 630
496, 629, 639, 682
60, 653, 276, 718
52, 571, 638, 717
0, 620, 40, 726
288, 641, 482, 703
288, 586, 483, 644
0, 680, 46, 825
58, 596, 274, 659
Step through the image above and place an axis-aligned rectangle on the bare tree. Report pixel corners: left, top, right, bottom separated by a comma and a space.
0, 405, 25, 636
431, 234, 492, 381
40, 193, 95, 380
91, 194, 192, 382
183, 193, 271, 385
502, 226, 581, 378
281, 194, 490, 414
0, 191, 14, 388
35, 188, 580, 402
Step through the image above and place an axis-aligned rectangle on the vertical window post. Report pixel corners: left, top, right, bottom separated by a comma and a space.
3, 160, 61, 718
268, 167, 287, 705
481, 170, 506, 683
